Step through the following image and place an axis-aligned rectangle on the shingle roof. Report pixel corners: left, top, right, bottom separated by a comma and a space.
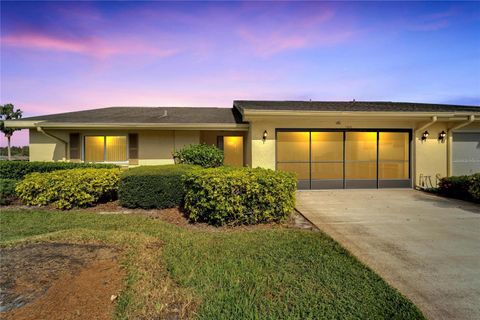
18, 106, 245, 124
234, 100, 480, 113
9, 101, 480, 128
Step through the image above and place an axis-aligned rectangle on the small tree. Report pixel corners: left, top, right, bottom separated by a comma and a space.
0, 104, 23, 160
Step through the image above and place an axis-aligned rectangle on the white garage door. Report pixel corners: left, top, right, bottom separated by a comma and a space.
452, 132, 480, 175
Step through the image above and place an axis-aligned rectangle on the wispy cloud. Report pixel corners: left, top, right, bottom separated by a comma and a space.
1, 32, 179, 59
407, 9, 456, 31
236, 9, 356, 56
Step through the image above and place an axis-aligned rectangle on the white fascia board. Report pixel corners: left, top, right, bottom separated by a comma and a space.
28, 122, 250, 131
3, 120, 41, 128
242, 110, 480, 121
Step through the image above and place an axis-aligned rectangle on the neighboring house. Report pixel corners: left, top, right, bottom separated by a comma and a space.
5, 100, 480, 189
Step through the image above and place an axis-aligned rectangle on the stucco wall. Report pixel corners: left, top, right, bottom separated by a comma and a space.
137, 130, 200, 165
414, 122, 449, 187
30, 129, 69, 161
248, 117, 417, 170
29, 129, 201, 165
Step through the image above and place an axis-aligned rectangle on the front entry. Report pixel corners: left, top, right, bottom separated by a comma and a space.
217, 135, 244, 167
276, 130, 411, 189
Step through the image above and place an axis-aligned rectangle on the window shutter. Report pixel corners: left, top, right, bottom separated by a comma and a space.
69, 133, 80, 161
129, 133, 139, 165
216, 136, 224, 150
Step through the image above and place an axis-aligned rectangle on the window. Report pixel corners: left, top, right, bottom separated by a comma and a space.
84, 136, 127, 162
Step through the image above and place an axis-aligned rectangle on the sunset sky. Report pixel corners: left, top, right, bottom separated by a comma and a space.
1, 1, 479, 146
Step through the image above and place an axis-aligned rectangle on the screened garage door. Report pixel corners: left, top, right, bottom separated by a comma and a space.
452, 132, 480, 176
276, 130, 411, 189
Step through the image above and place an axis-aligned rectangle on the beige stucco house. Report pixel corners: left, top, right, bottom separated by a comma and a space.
5, 100, 480, 189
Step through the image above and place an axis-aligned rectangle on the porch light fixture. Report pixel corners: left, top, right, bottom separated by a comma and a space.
421, 130, 429, 141
262, 130, 268, 142
439, 130, 446, 142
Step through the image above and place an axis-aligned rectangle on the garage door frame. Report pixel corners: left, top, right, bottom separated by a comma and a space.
452, 131, 480, 176
275, 128, 412, 189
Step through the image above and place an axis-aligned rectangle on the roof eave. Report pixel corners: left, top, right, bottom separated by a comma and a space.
242, 110, 480, 119
4, 120, 249, 131
3, 120, 40, 128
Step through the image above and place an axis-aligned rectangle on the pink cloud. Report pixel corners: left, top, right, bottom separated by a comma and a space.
1, 32, 179, 59
238, 29, 307, 56
236, 9, 356, 56
238, 27, 354, 57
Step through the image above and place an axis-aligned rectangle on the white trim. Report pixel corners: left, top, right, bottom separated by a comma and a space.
3, 120, 249, 130
242, 110, 480, 119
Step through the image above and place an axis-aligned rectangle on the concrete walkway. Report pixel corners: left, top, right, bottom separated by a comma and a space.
296, 189, 480, 320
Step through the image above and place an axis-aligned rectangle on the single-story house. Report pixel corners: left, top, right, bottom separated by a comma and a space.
5, 100, 480, 189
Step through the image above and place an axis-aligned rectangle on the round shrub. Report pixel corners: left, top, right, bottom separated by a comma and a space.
173, 144, 223, 168
119, 164, 198, 209
0, 178, 18, 205
15, 168, 121, 209
183, 167, 297, 226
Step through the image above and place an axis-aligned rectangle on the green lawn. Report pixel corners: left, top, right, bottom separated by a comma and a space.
0, 209, 424, 319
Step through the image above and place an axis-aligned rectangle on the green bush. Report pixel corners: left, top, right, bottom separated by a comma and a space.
173, 144, 223, 168
183, 167, 296, 226
468, 173, 480, 201
438, 175, 471, 199
0, 161, 117, 180
0, 178, 18, 205
119, 164, 198, 209
438, 173, 480, 202
15, 168, 121, 209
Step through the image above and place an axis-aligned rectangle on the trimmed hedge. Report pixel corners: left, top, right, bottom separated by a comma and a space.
437, 175, 471, 199
183, 167, 297, 226
438, 173, 480, 202
15, 168, 121, 209
0, 178, 18, 205
0, 161, 117, 180
119, 164, 198, 209
469, 174, 480, 201
173, 144, 223, 168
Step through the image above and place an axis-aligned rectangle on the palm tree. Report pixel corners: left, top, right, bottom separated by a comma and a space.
0, 104, 23, 160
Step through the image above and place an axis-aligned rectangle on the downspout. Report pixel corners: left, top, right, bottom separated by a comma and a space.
447, 115, 475, 176
36, 126, 68, 161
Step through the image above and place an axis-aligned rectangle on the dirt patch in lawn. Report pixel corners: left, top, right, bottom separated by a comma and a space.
0, 243, 124, 320
4, 201, 318, 232
87, 201, 318, 231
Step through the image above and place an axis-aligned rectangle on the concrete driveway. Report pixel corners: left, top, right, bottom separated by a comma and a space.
296, 190, 480, 320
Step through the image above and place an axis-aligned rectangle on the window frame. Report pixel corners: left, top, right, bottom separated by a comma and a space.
82, 134, 129, 164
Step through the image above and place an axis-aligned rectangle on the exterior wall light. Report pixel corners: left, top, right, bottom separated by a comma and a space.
262, 130, 268, 142
421, 130, 429, 141
439, 130, 446, 142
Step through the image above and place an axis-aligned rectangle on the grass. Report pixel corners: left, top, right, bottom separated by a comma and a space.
0, 209, 425, 319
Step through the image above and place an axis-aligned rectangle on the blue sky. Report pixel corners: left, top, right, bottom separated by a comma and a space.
1, 1, 479, 146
